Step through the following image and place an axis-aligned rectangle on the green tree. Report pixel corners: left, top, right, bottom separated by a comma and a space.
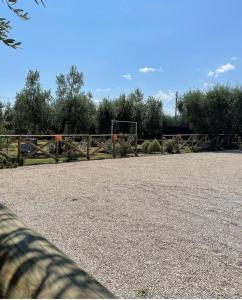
0, 0, 44, 48
178, 90, 208, 133
163, 114, 176, 128
56, 65, 84, 100
54, 66, 96, 133
111, 89, 146, 136
114, 94, 133, 121
2, 102, 15, 133
205, 86, 233, 134
127, 88, 145, 136
0, 101, 6, 133
57, 94, 96, 134
14, 70, 52, 134
97, 98, 115, 134
179, 86, 237, 134
143, 96, 163, 138
231, 87, 242, 134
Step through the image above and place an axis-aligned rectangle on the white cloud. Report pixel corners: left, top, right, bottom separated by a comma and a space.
208, 71, 215, 77
203, 82, 214, 88
139, 67, 156, 73
123, 74, 132, 80
155, 90, 175, 102
208, 63, 235, 78
217, 63, 235, 73
231, 56, 237, 61
96, 88, 111, 93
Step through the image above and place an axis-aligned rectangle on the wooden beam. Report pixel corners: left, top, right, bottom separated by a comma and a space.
90, 142, 107, 156
0, 150, 11, 159
28, 140, 52, 157
90, 136, 114, 156
0, 204, 115, 299
63, 140, 88, 158
23, 139, 57, 161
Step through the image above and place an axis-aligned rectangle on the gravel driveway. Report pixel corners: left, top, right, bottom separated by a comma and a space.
1, 152, 242, 298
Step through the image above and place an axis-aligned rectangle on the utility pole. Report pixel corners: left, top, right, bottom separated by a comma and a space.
175, 91, 178, 121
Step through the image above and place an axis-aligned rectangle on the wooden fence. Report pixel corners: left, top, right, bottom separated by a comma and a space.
0, 204, 115, 298
0, 133, 241, 165
161, 133, 241, 150
137, 134, 241, 151
0, 134, 138, 164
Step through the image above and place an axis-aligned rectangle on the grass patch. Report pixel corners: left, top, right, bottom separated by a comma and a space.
24, 158, 57, 165
136, 288, 150, 298
91, 153, 113, 160
22, 152, 113, 166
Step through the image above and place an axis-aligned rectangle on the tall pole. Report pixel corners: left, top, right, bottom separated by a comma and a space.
175, 91, 178, 121
111, 120, 116, 158
135, 122, 138, 157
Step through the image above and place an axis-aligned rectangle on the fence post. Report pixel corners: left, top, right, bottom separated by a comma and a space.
56, 139, 59, 162
17, 137, 21, 160
112, 137, 116, 158
87, 135, 91, 160
134, 135, 138, 157
161, 135, 164, 154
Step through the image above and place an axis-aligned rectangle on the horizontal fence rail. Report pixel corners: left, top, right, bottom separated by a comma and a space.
0, 204, 115, 299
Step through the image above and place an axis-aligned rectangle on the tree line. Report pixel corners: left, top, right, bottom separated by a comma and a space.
178, 86, 242, 135
0, 66, 163, 138
1, 65, 242, 137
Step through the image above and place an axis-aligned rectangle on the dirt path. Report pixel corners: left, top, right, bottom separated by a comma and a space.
1, 152, 242, 298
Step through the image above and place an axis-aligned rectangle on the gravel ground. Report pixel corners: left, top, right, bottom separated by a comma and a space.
1, 152, 242, 298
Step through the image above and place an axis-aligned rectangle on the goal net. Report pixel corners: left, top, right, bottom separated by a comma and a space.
111, 120, 137, 136
111, 120, 138, 147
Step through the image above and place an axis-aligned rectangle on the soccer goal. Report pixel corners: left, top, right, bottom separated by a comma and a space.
111, 120, 137, 136
111, 120, 138, 156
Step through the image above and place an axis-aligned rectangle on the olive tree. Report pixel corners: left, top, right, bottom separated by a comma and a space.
14, 70, 52, 134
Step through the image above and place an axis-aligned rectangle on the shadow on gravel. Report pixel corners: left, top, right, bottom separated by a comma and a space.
0, 204, 115, 299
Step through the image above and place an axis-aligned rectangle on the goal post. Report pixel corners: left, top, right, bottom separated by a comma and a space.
111, 120, 138, 157
111, 120, 137, 136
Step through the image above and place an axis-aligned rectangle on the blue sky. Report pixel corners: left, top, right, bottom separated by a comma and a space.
0, 0, 242, 114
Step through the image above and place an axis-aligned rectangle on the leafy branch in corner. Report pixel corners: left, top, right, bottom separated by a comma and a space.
0, 0, 44, 48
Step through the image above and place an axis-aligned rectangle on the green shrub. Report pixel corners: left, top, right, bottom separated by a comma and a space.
48, 142, 56, 154
148, 139, 161, 153
106, 140, 113, 153
164, 140, 180, 154
16, 156, 24, 166
142, 141, 150, 153
0, 157, 18, 169
116, 141, 132, 157
189, 145, 199, 153
63, 139, 79, 161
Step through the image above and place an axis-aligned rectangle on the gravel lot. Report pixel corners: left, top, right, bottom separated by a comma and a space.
1, 152, 242, 298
